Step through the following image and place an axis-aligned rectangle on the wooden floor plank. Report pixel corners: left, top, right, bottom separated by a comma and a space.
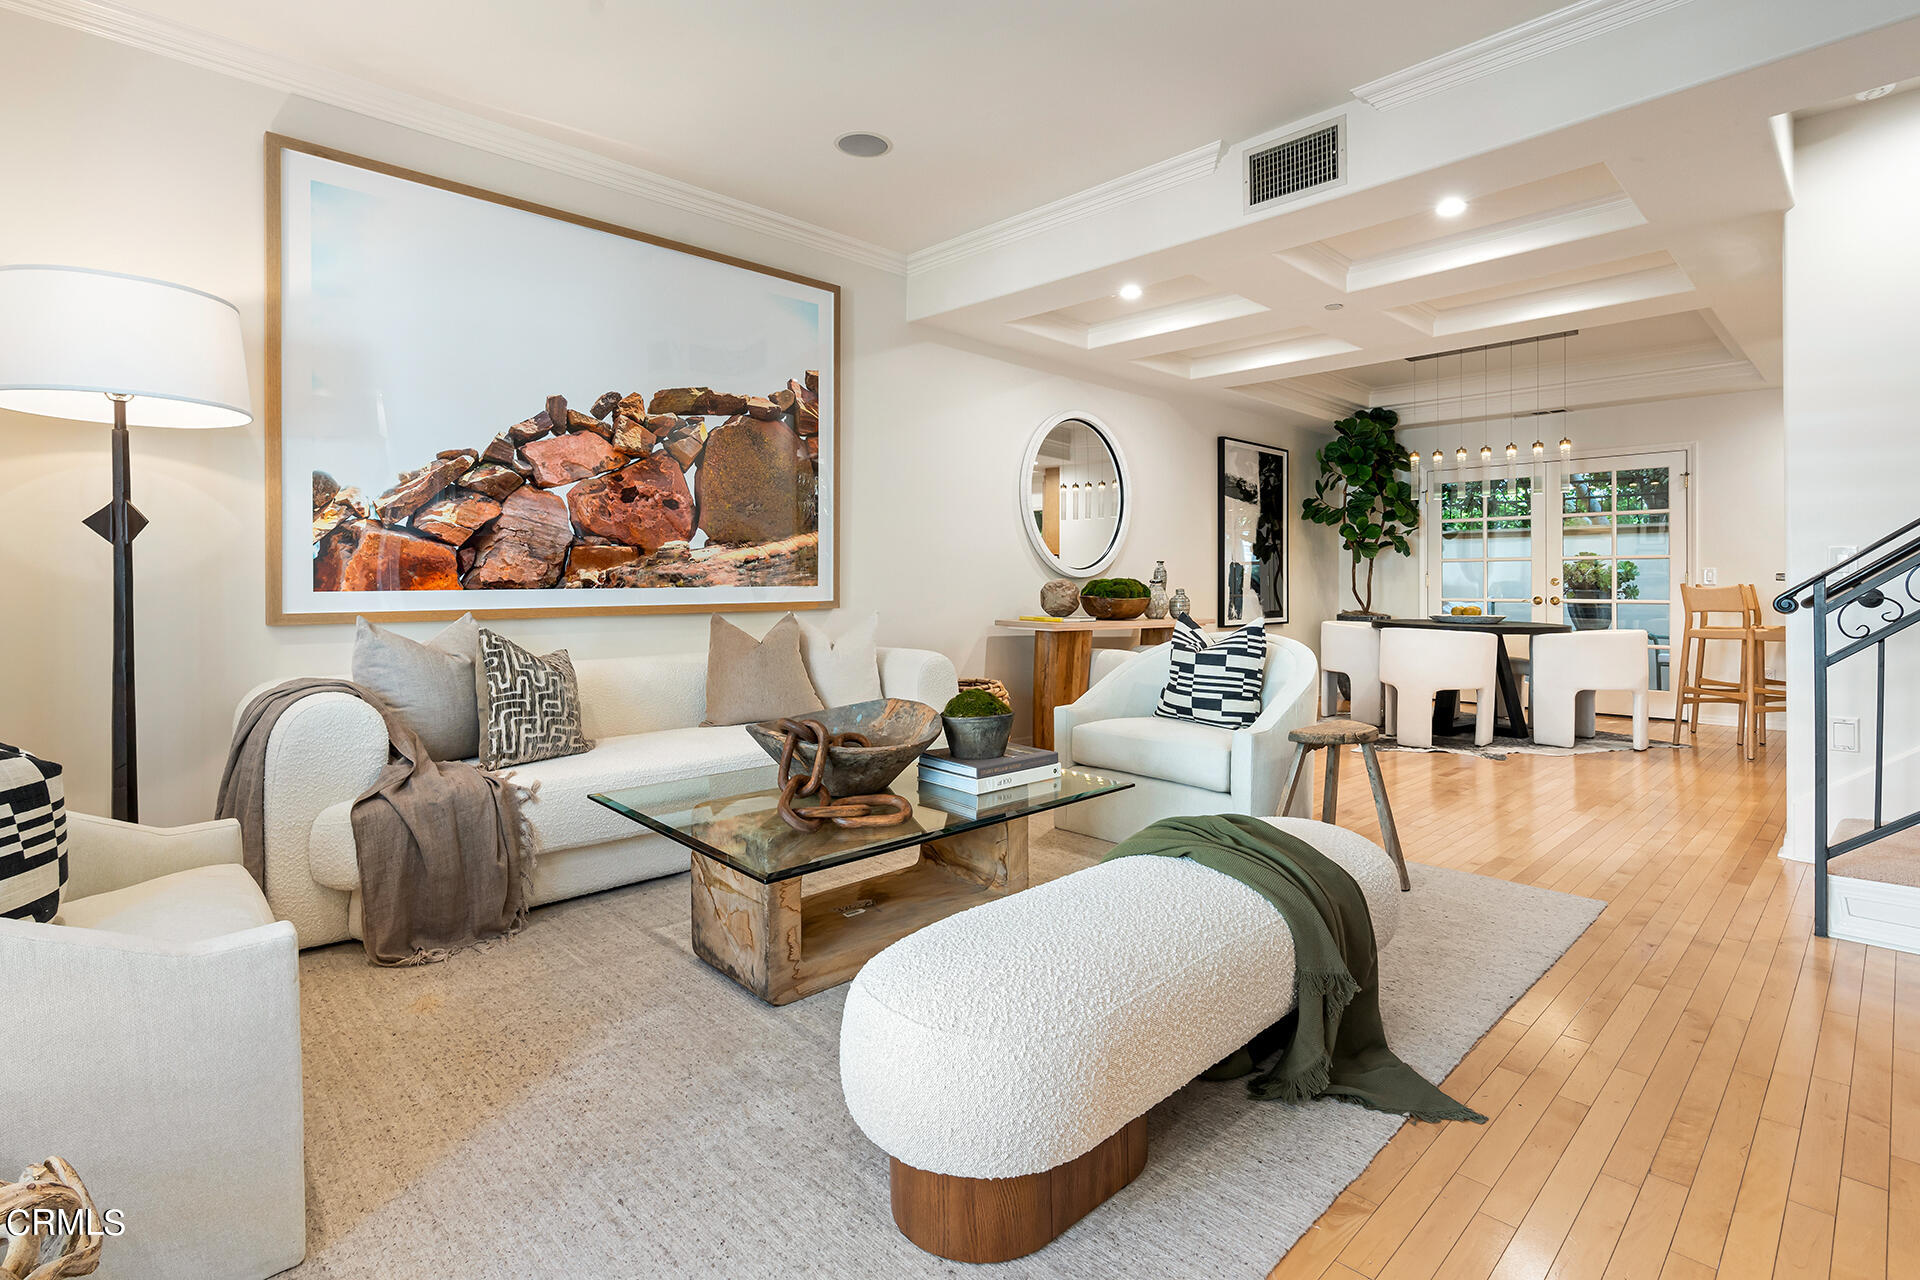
1268, 722, 1915, 1280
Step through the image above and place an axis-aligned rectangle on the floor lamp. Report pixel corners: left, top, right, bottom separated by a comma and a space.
0, 265, 252, 822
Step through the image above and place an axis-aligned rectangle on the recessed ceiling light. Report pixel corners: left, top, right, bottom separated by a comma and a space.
1324, 302, 1344, 311
835, 132, 892, 158
1117, 282, 1143, 301
1435, 195, 1468, 218
1857, 84, 1897, 101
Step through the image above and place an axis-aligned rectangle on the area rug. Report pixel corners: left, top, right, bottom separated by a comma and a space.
287, 837, 1603, 1279
1376, 728, 1688, 760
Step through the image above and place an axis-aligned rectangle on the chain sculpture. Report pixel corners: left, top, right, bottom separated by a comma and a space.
772, 718, 912, 832
1, 1159, 103, 1280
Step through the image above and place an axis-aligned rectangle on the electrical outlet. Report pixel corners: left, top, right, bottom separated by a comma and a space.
1832, 717, 1861, 752
1701, 567, 1718, 586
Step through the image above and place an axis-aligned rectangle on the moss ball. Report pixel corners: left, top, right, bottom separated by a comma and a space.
943, 689, 1012, 718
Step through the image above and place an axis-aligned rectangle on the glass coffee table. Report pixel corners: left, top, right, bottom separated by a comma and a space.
591, 764, 1130, 1005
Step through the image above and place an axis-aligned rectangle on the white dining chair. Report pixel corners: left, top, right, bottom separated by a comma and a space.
1379, 627, 1498, 748
1318, 620, 1383, 725
1530, 629, 1651, 750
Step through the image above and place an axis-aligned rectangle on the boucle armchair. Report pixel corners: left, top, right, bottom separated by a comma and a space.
1051, 636, 1319, 844
0, 813, 304, 1280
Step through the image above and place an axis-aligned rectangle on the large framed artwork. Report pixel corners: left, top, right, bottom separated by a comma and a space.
266, 134, 838, 624
1217, 437, 1288, 625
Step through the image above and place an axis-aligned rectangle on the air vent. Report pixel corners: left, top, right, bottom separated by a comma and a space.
1245, 118, 1344, 210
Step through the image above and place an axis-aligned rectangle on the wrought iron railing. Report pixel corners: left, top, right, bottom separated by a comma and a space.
1777, 514, 1920, 935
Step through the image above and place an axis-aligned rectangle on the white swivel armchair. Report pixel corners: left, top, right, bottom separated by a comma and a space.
1052, 636, 1320, 844
1319, 620, 1383, 725
0, 814, 305, 1280
1531, 629, 1651, 750
1380, 627, 1498, 749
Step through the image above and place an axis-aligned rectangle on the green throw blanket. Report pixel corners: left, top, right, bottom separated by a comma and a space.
1104, 814, 1484, 1124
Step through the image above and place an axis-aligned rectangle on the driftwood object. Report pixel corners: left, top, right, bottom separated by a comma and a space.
1, 1159, 103, 1280
770, 719, 912, 832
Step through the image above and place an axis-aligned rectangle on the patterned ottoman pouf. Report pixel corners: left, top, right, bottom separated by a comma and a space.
0, 743, 68, 922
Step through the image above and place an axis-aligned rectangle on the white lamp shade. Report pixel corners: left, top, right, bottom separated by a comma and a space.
0, 264, 252, 428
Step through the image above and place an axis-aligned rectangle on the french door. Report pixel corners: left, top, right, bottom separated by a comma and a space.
1425, 449, 1689, 719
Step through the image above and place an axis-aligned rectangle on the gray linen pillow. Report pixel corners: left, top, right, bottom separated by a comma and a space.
351, 614, 482, 760
476, 629, 592, 769
702, 613, 826, 726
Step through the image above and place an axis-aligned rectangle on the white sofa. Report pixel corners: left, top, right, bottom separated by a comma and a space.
1052, 637, 1319, 845
244, 646, 957, 949
0, 814, 304, 1280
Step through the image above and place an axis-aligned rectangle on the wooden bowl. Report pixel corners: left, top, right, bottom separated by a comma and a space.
746, 698, 941, 795
1080, 594, 1150, 621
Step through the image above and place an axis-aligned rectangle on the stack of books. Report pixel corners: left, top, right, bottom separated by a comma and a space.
918, 744, 1061, 810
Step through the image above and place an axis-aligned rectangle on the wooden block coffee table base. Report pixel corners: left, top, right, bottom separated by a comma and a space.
888, 1115, 1148, 1262
689, 816, 1030, 1005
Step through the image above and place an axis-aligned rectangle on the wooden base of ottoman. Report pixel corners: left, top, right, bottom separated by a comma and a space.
888, 1115, 1148, 1262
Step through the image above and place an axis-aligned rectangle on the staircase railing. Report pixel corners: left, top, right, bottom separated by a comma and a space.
1777, 515, 1920, 935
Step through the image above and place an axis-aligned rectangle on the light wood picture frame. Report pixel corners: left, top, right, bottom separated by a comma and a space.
265, 134, 839, 625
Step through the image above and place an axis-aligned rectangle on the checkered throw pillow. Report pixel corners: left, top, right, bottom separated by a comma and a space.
1154, 615, 1267, 729
0, 743, 68, 923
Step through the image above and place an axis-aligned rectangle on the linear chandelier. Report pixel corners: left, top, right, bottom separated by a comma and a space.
1405, 332, 1574, 474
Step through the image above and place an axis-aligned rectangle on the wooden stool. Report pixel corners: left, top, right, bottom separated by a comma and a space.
1740, 584, 1785, 761
1280, 718, 1409, 891
1672, 583, 1753, 749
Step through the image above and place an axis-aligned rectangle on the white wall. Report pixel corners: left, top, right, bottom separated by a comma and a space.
0, 13, 1337, 822
1782, 94, 1920, 860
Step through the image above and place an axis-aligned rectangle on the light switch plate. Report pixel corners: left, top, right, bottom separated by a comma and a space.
1832, 718, 1861, 752
1701, 567, 1718, 585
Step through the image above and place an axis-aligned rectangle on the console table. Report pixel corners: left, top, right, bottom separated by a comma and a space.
994, 617, 1200, 748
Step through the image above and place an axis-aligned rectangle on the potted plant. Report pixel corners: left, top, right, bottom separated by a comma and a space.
941, 689, 1015, 761
1300, 407, 1419, 619
1078, 576, 1151, 620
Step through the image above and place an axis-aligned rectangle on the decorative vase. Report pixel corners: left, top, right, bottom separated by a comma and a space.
1146, 560, 1169, 619
1170, 587, 1191, 618
941, 712, 1015, 761
1040, 578, 1080, 618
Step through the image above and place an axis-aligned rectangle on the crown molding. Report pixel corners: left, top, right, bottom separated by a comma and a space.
0, 0, 911, 275
906, 141, 1223, 276
1351, 0, 1699, 112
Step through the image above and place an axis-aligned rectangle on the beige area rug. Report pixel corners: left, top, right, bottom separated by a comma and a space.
285, 822, 1602, 1279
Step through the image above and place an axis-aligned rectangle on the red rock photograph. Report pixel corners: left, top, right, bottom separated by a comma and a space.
311, 376, 821, 593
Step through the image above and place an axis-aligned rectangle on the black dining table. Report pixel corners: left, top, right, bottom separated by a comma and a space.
1370, 617, 1573, 740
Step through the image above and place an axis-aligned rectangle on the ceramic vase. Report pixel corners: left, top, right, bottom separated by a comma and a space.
1146, 560, 1169, 619
1170, 587, 1191, 618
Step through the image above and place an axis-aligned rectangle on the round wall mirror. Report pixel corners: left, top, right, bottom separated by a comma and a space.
1018, 413, 1130, 577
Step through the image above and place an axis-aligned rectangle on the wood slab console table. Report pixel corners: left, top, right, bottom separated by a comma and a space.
994, 617, 1206, 749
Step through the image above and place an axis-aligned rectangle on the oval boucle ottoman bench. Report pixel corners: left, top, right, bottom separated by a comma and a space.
839, 816, 1404, 1262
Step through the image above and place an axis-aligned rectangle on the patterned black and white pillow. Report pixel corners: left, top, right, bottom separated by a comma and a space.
476, 630, 592, 770
1154, 615, 1267, 729
1, 743, 68, 923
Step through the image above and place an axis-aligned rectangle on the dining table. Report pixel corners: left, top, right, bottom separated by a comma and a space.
1370, 616, 1573, 740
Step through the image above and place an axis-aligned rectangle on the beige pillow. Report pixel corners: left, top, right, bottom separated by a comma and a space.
703, 613, 825, 726
351, 614, 482, 760
798, 612, 882, 708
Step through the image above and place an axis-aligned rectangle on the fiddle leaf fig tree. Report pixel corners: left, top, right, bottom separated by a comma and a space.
1300, 407, 1419, 616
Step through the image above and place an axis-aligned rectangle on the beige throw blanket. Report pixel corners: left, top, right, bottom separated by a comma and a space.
217, 678, 533, 966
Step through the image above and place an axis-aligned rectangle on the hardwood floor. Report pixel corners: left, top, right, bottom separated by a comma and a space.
1269, 720, 1919, 1280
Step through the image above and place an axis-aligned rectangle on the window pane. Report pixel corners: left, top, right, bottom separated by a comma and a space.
1615, 468, 1670, 511
1563, 554, 1613, 598
1487, 560, 1533, 600
1440, 481, 1483, 520
1442, 562, 1485, 598
1487, 476, 1532, 518
1649, 647, 1672, 692
1562, 516, 1612, 557
1568, 602, 1612, 630
1562, 471, 1612, 514
1487, 518, 1532, 558
1619, 602, 1672, 646
1617, 512, 1671, 556
1441, 523, 1483, 559
1621, 557, 1670, 601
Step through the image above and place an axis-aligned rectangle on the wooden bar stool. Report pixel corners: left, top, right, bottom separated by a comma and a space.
1672, 583, 1753, 749
1280, 718, 1409, 891
1740, 583, 1786, 760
